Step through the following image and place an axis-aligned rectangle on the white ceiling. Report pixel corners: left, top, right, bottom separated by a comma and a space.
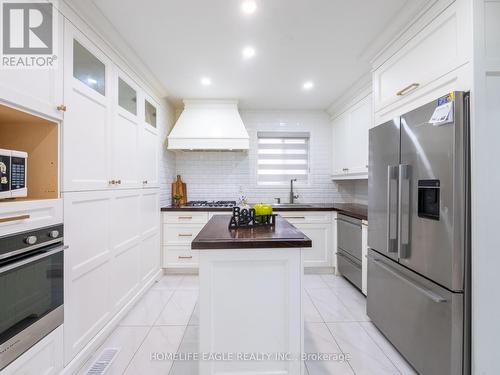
84, 0, 421, 109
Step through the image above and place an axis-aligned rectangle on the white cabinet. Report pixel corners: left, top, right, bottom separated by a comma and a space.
63, 22, 113, 192
331, 94, 372, 179
139, 190, 161, 283
111, 71, 141, 189
373, 0, 471, 124
162, 211, 208, 269
0, 199, 62, 236
140, 97, 160, 188
63, 189, 160, 364
0, 12, 64, 121
2, 326, 63, 375
62, 21, 159, 192
294, 223, 332, 268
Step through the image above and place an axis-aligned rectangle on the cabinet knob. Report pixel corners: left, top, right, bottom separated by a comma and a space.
143, 180, 148, 184
109, 180, 116, 185
57, 104, 67, 112
116, 180, 122, 185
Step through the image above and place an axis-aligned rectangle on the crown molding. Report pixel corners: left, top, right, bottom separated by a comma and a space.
326, 73, 372, 118
59, 0, 169, 100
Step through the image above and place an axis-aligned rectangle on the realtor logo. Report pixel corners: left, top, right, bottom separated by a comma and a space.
1, 0, 58, 68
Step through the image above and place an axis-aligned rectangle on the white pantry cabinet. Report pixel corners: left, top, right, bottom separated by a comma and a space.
62, 22, 113, 192
63, 189, 160, 364
0, 12, 64, 121
62, 21, 159, 192
373, 0, 471, 124
2, 326, 63, 375
331, 94, 372, 179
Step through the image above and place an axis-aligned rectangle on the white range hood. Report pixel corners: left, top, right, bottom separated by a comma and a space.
167, 99, 249, 151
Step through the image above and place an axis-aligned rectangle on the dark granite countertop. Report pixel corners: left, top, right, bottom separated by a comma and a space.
162, 203, 368, 221
191, 215, 312, 250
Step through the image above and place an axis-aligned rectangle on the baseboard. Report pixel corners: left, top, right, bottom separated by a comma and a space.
305, 267, 335, 275
163, 267, 199, 275
60, 269, 163, 375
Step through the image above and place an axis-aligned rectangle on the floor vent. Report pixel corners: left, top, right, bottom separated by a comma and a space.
86, 348, 120, 375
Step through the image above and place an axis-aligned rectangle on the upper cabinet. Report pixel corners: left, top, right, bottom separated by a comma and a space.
0, 11, 64, 120
62, 21, 159, 192
331, 94, 372, 179
373, 0, 471, 125
140, 97, 159, 188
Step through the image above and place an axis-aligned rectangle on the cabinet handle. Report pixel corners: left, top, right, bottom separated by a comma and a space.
397, 83, 420, 96
178, 233, 193, 237
0, 214, 30, 224
178, 216, 192, 220
57, 104, 67, 112
178, 256, 193, 259
286, 216, 306, 220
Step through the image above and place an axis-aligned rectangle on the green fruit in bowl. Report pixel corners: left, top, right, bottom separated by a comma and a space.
253, 203, 273, 216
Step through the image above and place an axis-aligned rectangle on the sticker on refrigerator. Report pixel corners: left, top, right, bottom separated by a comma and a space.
429, 101, 454, 126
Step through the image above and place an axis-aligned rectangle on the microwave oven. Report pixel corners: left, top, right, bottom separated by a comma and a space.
0, 149, 27, 199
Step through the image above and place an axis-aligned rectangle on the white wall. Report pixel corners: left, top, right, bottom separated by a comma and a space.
172, 110, 349, 203
471, 0, 500, 373
334, 180, 368, 204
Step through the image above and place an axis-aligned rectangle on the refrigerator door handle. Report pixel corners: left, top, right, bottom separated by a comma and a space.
369, 256, 447, 303
398, 164, 411, 258
387, 165, 398, 253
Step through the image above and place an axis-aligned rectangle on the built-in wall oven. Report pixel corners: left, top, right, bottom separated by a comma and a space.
0, 224, 64, 371
336, 214, 362, 290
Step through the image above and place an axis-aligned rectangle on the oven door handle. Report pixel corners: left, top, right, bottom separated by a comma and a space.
0, 245, 67, 275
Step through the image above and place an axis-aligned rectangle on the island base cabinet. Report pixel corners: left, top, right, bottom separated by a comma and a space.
199, 248, 304, 375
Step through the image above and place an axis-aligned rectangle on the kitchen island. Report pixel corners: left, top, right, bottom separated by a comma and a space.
192, 215, 312, 375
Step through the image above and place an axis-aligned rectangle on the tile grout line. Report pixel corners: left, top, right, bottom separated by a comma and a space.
357, 322, 405, 375
123, 276, 185, 375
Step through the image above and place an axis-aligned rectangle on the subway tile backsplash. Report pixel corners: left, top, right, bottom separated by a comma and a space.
163, 110, 364, 204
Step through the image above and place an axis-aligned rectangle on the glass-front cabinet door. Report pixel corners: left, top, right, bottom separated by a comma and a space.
141, 97, 159, 187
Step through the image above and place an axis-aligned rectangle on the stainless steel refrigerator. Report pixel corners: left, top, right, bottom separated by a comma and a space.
367, 92, 470, 375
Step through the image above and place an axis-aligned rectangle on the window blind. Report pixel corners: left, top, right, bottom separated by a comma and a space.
257, 131, 310, 185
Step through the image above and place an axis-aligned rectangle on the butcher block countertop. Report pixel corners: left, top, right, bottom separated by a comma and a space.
191, 215, 312, 250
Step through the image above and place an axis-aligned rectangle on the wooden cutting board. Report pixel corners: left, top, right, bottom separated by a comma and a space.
171, 175, 187, 205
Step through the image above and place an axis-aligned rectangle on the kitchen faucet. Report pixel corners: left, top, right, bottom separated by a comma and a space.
289, 179, 299, 204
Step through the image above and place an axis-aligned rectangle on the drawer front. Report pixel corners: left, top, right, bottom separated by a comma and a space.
337, 215, 362, 260
163, 224, 205, 245
279, 211, 332, 224
163, 211, 208, 224
337, 250, 362, 290
0, 199, 63, 237
367, 250, 462, 375
373, 0, 469, 114
163, 247, 199, 268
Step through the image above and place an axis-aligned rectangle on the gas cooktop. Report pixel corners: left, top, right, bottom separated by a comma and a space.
185, 200, 237, 208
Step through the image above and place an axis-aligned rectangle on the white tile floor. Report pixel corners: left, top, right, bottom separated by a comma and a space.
77, 274, 417, 375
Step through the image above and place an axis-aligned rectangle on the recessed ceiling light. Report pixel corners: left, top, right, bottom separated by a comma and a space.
303, 81, 314, 90
201, 77, 212, 86
241, 0, 257, 14
242, 46, 256, 59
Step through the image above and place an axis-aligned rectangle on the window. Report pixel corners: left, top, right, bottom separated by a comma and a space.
118, 78, 137, 115
257, 132, 310, 185
73, 40, 106, 95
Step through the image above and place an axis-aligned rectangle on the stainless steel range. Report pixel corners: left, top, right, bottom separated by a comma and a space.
0, 224, 65, 370
184, 201, 236, 208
